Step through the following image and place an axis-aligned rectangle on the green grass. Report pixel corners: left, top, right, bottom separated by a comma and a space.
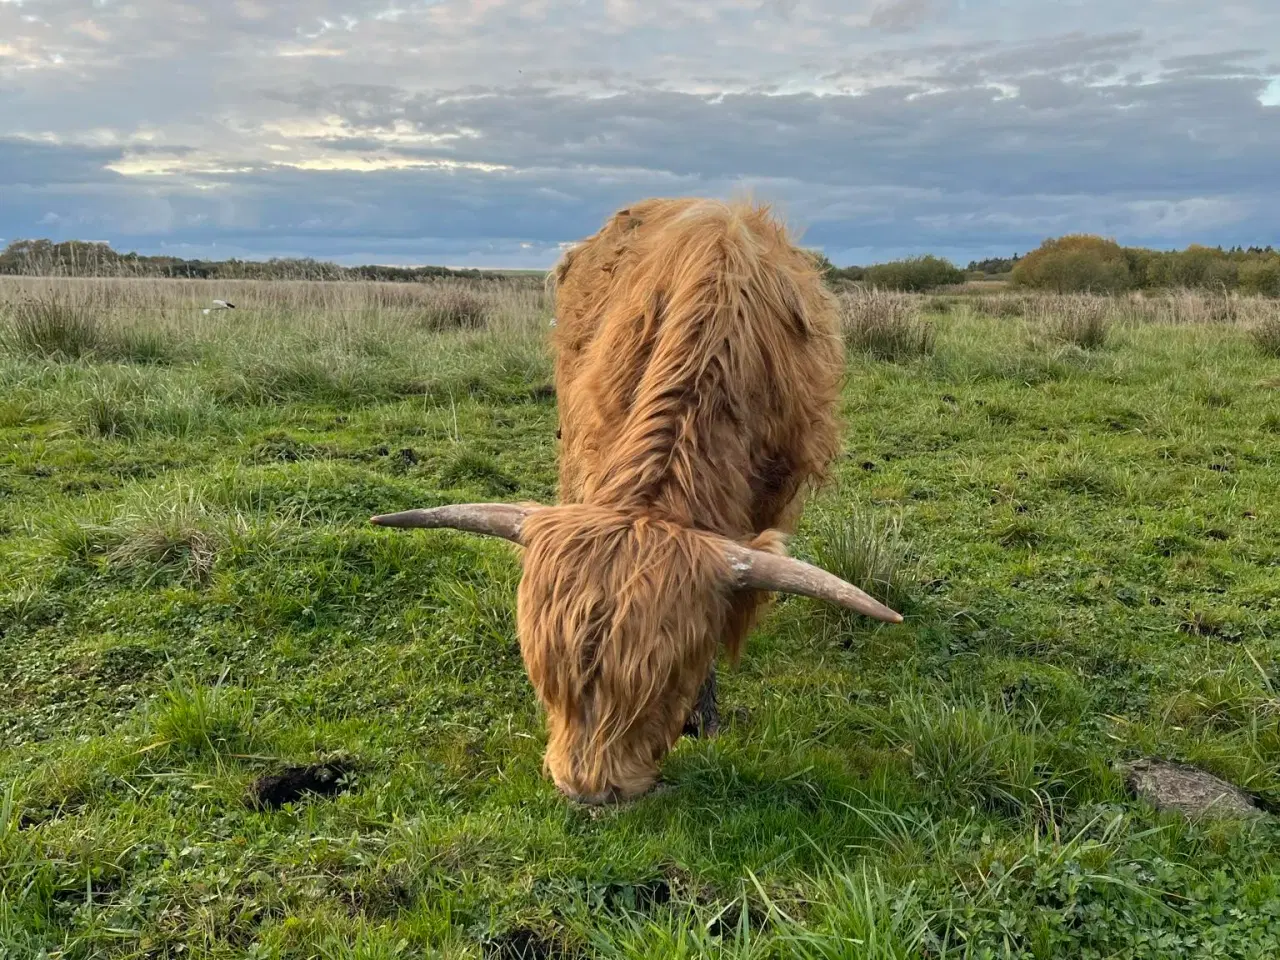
3, 285, 1280, 958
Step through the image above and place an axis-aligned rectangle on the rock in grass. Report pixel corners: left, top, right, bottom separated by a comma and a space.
247, 761, 356, 810
1124, 759, 1265, 821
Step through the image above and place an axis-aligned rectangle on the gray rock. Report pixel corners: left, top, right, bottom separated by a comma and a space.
1124, 758, 1266, 821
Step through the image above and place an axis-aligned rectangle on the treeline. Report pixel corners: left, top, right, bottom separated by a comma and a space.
1007, 236, 1280, 296
815, 239, 1279, 295
0, 239, 504, 282
6, 235, 1279, 296
809, 251, 1015, 290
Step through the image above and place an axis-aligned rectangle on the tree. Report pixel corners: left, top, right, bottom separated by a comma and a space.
1010, 235, 1133, 293
1239, 257, 1280, 297
861, 255, 965, 292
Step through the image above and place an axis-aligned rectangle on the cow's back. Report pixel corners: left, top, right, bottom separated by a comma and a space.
550, 198, 843, 541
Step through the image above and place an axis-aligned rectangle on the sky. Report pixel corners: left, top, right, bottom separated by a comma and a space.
2, 1, 1278, 268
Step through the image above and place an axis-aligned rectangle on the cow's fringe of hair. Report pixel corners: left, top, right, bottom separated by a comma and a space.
517, 504, 786, 799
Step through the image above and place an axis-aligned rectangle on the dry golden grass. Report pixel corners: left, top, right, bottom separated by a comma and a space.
837, 288, 936, 361
0, 275, 549, 326
0, 275, 553, 366
961, 289, 1277, 327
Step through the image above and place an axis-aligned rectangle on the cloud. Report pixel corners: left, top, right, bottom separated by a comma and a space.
867, 0, 941, 33
1, 0, 1278, 265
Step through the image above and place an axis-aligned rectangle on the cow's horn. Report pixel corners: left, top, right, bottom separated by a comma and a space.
369, 503, 535, 543
720, 542, 904, 624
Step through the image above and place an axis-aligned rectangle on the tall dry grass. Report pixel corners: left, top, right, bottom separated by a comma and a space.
965, 289, 1278, 327
838, 289, 936, 361
1026, 295, 1112, 349
0, 276, 558, 417
0, 276, 552, 362
0, 275, 549, 329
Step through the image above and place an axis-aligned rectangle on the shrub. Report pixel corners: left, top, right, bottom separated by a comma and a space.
807, 249, 840, 283
1239, 258, 1280, 297
1011, 235, 1133, 293
862, 255, 965, 292
840, 291, 936, 361
1145, 245, 1239, 290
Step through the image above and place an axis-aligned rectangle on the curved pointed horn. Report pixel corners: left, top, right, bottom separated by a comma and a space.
369, 503, 535, 544
720, 542, 904, 624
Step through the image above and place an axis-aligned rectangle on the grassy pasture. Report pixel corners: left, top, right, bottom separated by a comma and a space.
2, 278, 1280, 958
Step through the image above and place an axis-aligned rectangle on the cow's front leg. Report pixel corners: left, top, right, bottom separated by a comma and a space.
682, 665, 719, 739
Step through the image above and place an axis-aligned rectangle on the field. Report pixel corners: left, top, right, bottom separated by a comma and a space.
3, 276, 1280, 959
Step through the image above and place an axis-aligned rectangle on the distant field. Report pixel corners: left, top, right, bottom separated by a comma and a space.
3, 278, 1280, 958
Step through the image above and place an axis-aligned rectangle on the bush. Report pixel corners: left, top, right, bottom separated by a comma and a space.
862, 255, 965, 292
1011, 235, 1133, 293
1144, 245, 1239, 290
807, 249, 840, 283
1239, 258, 1280, 297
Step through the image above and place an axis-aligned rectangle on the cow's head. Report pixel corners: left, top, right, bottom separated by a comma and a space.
371, 503, 901, 803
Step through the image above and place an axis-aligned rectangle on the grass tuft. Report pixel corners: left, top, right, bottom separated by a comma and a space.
1031, 295, 1111, 349
147, 669, 264, 758
808, 503, 915, 614
840, 290, 937, 361
1250, 316, 1280, 357
1, 295, 105, 360
41, 482, 297, 584
854, 692, 1064, 815
420, 286, 491, 330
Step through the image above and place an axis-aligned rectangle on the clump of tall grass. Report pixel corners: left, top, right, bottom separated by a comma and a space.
113, 325, 176, 364
973, 294, 1030, 318
1, 294, 178, 364
41, 483, 296, 585
808, 503, 915, 614
1250, 316, 1280, 358
853, 691, 1060, 815
73, 371, 221, 438
840, 290, 936, 361
146, 669, 267, 758
1, 295, 105, 360
1029, 295, 1111, 350
419, 286, 491, 330
1109, 289, 1275, 327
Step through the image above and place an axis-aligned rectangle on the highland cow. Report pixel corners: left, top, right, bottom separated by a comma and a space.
372, 197, 902, 804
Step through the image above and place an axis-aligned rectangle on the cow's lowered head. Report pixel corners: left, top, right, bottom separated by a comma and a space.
370, 502, 900, 804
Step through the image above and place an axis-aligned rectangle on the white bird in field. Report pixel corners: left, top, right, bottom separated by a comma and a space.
202, 299, 236, 315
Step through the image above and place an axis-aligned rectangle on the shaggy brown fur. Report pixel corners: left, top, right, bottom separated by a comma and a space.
519, 196, 845, 802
